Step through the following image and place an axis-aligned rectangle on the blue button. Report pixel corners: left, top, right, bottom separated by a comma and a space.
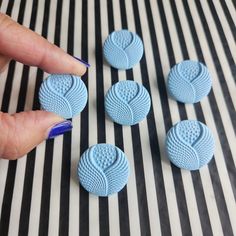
105, 80, 151, 126
39, 74, 88, 119
165, 120, 215, 170
167, 60, 212, 103
103, 30, 144, 70
78, 144, 130, 196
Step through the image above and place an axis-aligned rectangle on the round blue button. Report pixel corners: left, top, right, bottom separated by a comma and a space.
78, 144, 130, 196
165, 120, 215, 170
167, 60, 212, 103
39, 74, 88, 119
105, 80, 151, 126
103, 30, 144, 70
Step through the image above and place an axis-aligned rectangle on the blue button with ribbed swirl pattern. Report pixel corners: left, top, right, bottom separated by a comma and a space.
78, 144, 130, 196
103, 30, 144, 70
105, 80, 151, 126
165, 120, 215, 170
167, 60, 212, 103
39, 74, 88, 119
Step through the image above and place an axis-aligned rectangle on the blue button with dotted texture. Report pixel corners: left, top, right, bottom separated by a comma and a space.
78, 144, 130, 196
167, 60, 212, 103
39, 74, 88, 119
103, 30, 144, 70
165, 120, 215, 170
105, 80, 151, 126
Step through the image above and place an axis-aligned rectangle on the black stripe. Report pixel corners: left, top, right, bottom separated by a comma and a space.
120, 1, 152, 235
79, 0, 89, 235
182, 1, 234, 235
140, 0, 173, 235
156, 1, 193, 235
194, 0, 236, 198
94, 1, 110, 235
219, 0, 236, 41
207, 0, 236, 80
0, 0, 2, 9
37, 0, 54, 236
58, 0, 71, 236
106, 1, 131, 235
59, 132, 71, 236
18, 1, 39, 234
39, 139, 54, 236
0, 1, 27, 236
5, 1, 14, 16
194, 0, 236, 134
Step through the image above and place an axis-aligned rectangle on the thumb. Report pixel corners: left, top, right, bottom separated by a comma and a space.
0, 110, 72, 160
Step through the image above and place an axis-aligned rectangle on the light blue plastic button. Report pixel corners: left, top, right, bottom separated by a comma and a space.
165, 120, 215, 170
105, 80, 151, 126
103, 30, 144, 70
167, 60, 212, 103
78, 144, 130, 196
39, 74, 88, 119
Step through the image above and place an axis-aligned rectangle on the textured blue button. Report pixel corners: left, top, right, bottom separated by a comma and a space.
105, 80, 151, 126
167, 60, 212, 103
78, 144, 130, 196
39, 74, 88, 119
103, 30, 144, 70
165, 120, 215, 170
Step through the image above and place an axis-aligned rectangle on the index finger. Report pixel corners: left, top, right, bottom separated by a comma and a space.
0, 13, 88, 76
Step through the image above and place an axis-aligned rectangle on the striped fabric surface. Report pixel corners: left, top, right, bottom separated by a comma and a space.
0, 0, 235, 235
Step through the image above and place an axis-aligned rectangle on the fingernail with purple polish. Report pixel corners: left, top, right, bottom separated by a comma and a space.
48, 121, 73, 139
74, 56, 90, 67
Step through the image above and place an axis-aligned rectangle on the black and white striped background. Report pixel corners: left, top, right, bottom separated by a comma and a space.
0, 0, 235, 235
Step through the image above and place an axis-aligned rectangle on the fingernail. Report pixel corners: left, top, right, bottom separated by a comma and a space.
73, 56, 90, 67
48, 121, 73, 139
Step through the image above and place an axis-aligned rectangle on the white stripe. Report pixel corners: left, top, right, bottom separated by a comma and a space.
100, 1, 121, 236
0, 0, 8, 12
27, 142, 46, 236
8, 158, 27, 236
26, 0, 48, 235
48, 0, 70, 235
123, 128, 141, 236
126, 1, 162, 235
0, 69, 8, 108
113, 1, 141, 236
148, 1, 184, 235
112, 0, 122, 30
9, 1, 20, 21
225, 0, 236, 26
187, 1, 236, 165
48, 137, 63, 236
7, 1, 33, 235
0, 160, 8, 219
69, 0, 82, 235
87, 1, 99, 235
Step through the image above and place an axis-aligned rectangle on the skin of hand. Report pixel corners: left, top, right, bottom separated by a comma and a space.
0, 13, 87, 160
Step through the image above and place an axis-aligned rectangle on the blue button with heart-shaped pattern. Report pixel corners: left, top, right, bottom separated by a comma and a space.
39, 74, 88, 119
103, 30, 144, 70
165, 120, 215, 170
105, 80, 151, 126
167, 60, 212, 103
78, 144, 130, 196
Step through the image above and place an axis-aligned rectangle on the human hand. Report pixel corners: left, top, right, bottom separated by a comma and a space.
0, 13, 88, 159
